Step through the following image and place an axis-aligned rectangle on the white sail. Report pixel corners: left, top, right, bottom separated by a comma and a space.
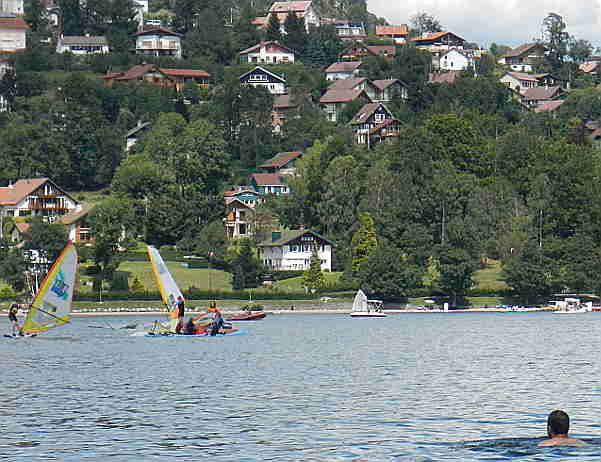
147, 246, 183, 311
21, 241, 77, 334
352, 289, 368, 313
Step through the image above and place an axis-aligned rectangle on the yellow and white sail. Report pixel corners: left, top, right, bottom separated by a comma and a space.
21, 241, 78, 334
147, 246, 183, 323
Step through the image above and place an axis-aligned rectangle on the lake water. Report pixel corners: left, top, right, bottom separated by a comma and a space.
2, 312, 601, 461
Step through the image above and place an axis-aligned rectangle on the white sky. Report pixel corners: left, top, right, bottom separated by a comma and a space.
368, 0, 601, 48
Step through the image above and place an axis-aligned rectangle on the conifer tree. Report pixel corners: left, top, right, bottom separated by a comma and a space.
265, 14, 281, 42
283, 11, 307, 55
302, 247, 325, 293
350, 212, 377, 276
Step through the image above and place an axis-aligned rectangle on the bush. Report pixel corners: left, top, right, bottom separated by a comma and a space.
111, 273, 129, 291
265, 270, 304, 281
0, 287, 16, 299
85, 265, 101, 275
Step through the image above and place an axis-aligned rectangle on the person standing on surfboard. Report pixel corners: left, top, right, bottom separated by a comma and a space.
174, 296, 185, 333
8, 303, 21, 336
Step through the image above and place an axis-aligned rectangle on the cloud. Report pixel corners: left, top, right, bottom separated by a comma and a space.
368, 0, 601, 47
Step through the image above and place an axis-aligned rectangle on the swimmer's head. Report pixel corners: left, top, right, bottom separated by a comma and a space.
547, 410, 569, 436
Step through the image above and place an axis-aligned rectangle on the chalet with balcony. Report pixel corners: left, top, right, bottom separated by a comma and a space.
411, 32, 465, 56
498, 43, 546, 73
341, 43, 396, 61
240, 66, 287, 95
133, 27, 182, 58
258, 229, 334, 271
0, 178, 78, 222
349, 102, 400, 147
267, 1, 320, 32
329, 77, 379, 101
325, 61, 362, 81
99, 64, 210, 91
499, 71, 560, 94
239, 41, 296, 65
57, 203, 95, 244
56, 35, 109, 55
225, 198, 254, 239
372, 79, 407, 102
0, 15, 28, 53
375, 25, 409, 44
521, 86, 565, 108
259, 151, 303, 175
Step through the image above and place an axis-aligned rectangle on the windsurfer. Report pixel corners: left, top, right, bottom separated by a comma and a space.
8, 303, 21, 336
173, 296, 185, 334
208, 303, 224, 336
538, 410, 586, 447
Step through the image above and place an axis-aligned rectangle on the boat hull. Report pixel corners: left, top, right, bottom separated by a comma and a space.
229, 312, 266, 321
144, 329, 246, 338
350, 312, 387, 318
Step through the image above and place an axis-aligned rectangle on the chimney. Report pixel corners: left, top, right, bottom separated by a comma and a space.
271, 231, 281, 242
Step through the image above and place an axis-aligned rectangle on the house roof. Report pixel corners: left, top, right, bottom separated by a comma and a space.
441, 48, 471, 60
0, 178, 76, 206
251, 173, 287, 186
522, 86, 562, 101
579, 61, 599, 73
0, 16, 29, 30
258, 229, 335, 247
503, 71, 539, 82
349, 102, 390, 125
61, 36, 108, 46
239, 41, 295, 56
115, 64, 159, 81
429, 70, 462, 84
502, 42, 545, 58
325, 61, 362, 73
160, 68, 211, 78
259, 151, 303, 169
411, 31, 464, 43
273, 94, 297, 109
372, 79, 403, 90
126, 121, 151, 138
224, 187, 258, 197
366, 45, 396, 57
252, 16, 268, 26
239, 66, 286, 83
132, 27, 181, 37
319, 88, 366, 103
375, 25, 408, 36
57, 203, 95, 225
533, 100, 565, 113
268, 1, 312, 13
329, 77, 370, 90
225, 197, 254, 209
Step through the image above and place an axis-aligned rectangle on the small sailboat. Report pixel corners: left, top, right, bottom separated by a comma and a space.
349, 289, 387, 318
14, 241, 77, 337
145, 246, 241, 337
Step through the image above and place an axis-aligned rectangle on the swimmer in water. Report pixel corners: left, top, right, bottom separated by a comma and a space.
538, 410, 586, 447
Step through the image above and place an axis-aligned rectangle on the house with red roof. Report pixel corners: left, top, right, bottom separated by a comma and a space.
268, 1, 319, 32
133, 27, 182, 58
319, 87, 370, 122
99, 64, 210, 91
0, 15, 28, 52
325, 61, 362, 81
411, 32, 465, 53
0, 178, 79, 238
328, 77, 379, 101
57, 36, 109, 55
499, 71, 560, 94
340, 43, 396, 61
521, 86, 565, 109
498, 43, 547, 73
439, 48, 473, 71
375, 25, 409, 44
239, 41, 296, 65
349, 102, 400, 147
259, 151, 303, 175
249, 173, 290, 196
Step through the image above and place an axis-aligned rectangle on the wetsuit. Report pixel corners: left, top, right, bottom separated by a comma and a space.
210, 311, 224, 336
8, 305, 18, 323
176, 300, 185, 318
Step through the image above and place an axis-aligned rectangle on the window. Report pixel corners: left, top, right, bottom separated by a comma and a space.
249, 73, 268, 82
19, 210, 31, 217
239, 223, 247, 235
239, 210, 246, 219
374, 113, 384, 123
290, 245, 298, 252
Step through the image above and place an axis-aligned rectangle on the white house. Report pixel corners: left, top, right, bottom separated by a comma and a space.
239, 41, 296, 65
499, 71, 559, 93
328, 20, 367, 42
258, 230, 335, 271
0, 178, 79, 238
439, 48, 473, 71
240, 66, 287, 95
498, 43, 546, 73
0, 15, 27, 53
133, 27, 182, 59
57, 36, 109, 54
324, 61, 362, 81
0, 0, 23, 15
267, 1, 320, 32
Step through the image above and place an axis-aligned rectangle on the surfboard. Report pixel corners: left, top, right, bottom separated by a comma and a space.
144, 329, 247, 338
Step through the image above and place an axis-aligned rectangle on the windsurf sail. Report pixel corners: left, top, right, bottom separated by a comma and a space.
21, 241, 77, 334
352, 289, 368, 313
147, 246, 183, 318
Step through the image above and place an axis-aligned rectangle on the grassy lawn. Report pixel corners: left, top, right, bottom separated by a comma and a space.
79, 261, 233, 292
271, 272, 343, 292
473, 259, 508, 291
68, 189, 110, 204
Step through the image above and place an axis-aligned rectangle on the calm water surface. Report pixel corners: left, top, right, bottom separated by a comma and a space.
1, 312, 601, 461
